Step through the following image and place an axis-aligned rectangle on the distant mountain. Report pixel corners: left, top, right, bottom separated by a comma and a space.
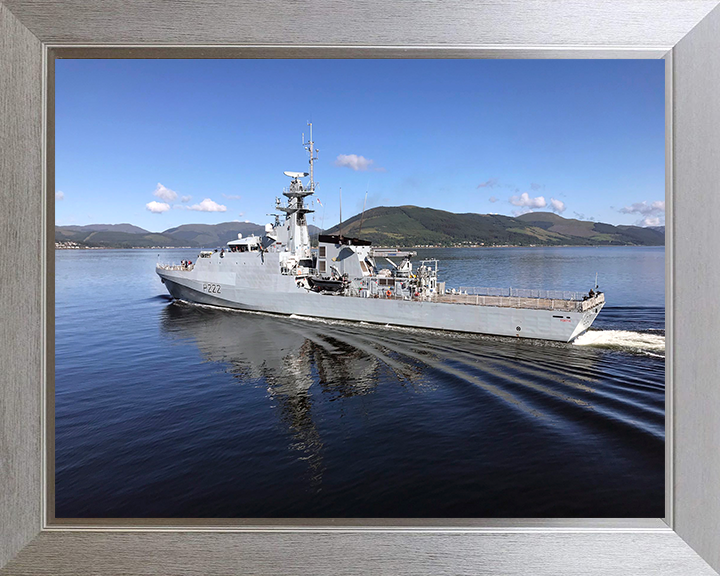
162, 222, 322, 246
56, 221, 322, 248
162, 222, 267, 247
56, 209, 661, 249
58, 223, 149, 234
55, 223, 151, 242
325, 206, 665, 247
516, 212, 665, 246
55, 227, 190, 248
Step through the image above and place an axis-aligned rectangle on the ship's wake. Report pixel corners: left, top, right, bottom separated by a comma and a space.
573, 329, 665, 357
161, 301, 667, 459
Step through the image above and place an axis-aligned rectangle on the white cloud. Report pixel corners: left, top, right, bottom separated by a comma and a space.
222, 194, 243, 200
619, 200, 665, 216
530, 182, 544, 191
146, 200, 171, 213
509, 192, 546, 209
55, 191, 64, 201
477, 178, 498, 189
618, 199, 665, 226
153, 183, 178, 202
549, 198, 566, 214
489, 196, 499, 203
180, 195, 192, 203
238, 212, 245, 218
335, 154, 384, 172
188, 198, 227, 212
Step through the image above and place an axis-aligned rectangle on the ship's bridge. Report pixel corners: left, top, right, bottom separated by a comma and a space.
227, 233, 262, 253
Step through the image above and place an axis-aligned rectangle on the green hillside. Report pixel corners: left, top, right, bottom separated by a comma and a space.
56, 222, 322, 248
55, 228, 191, 248
162, 222, 267, 247
326, 206, 664, 247
56, 208, 662, 248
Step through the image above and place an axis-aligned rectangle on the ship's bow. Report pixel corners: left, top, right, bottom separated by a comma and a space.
568, 293, 606, 342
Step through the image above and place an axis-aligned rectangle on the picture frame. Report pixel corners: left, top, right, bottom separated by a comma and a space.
2, 1, 719, 573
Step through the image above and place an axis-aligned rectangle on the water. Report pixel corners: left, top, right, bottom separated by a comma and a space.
55, 246, 665, 518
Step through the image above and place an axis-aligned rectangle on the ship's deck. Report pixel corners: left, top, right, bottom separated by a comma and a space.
432, 292, 604, 312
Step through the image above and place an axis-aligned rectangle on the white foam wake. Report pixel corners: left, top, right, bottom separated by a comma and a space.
573, 330, 665, 355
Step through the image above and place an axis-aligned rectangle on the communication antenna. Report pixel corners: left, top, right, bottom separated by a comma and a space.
339, 187, 343, 239
358, 190, 369, 235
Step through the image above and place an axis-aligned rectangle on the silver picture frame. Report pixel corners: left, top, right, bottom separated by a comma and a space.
2, 1, 720, 573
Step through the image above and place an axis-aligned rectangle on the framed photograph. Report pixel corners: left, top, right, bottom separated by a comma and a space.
2, 1, 720, 574
52, 57, 666, 523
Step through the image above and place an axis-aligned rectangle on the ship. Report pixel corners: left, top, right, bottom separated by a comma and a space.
156, 124, 605, 342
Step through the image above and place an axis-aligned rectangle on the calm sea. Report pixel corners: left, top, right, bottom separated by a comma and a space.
55, 246, 664, 518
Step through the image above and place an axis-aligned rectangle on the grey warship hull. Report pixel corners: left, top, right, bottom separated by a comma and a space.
157, 252, 605, 342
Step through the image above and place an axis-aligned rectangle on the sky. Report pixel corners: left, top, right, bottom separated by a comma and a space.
55, 59, 665, 232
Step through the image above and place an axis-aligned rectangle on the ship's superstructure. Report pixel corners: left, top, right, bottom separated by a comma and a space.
157, 125, 605, 342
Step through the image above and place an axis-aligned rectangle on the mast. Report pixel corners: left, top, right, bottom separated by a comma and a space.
278, 125, 317, 259
303, 122, 318, 194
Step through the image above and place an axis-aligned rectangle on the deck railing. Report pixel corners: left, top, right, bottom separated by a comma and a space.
157, 263, 194, 271
453, 286, 586, 301
433, 291, 604, 312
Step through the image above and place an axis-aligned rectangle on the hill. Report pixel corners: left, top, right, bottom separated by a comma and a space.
325, 206, 664, 247
58, 223, 150, 234
55, 209, 662, 249
161, 222, 321, 247
56, 222, 322, 248
162, 222, 267, 247
55, 223, 162, 247
55, 227, 191, 248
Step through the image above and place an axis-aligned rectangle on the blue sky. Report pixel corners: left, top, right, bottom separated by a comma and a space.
55, 59, 665, 232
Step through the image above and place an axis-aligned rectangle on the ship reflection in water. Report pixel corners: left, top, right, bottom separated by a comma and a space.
160, 302, 425, 487
150, 300, 664, 518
